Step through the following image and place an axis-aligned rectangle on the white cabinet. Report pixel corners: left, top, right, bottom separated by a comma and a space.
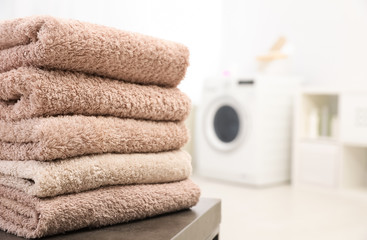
340, 94, 367, 145
298, 141, 339, 187
293, 88, 367, 194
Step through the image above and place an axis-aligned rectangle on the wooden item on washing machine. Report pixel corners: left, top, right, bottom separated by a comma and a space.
256, 36, 288, 62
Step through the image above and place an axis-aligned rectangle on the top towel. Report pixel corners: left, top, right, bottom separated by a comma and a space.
0, 16, 189, 87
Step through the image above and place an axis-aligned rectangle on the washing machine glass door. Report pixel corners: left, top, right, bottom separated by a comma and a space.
205, 96, 247, 151
214, 105, 240, 143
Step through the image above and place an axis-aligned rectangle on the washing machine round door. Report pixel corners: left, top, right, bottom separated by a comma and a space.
204, 96, 248, 151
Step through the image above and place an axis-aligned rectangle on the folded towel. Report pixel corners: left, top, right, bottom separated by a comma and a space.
0, 16, 189, 87
0, 67, 191, 121
0, 150, 191, 197
0, 115, 188, 161
0, 179, 200, 238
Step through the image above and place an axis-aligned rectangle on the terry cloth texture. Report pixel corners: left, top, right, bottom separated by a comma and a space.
0, 150, 192, 197
0, 16, 189, 87
0, 115, 188, 161
0, 179, 200, 238
0, 67, 191, 121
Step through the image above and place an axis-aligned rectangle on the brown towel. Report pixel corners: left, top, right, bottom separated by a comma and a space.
0, 16, 189, 87
0, 150, 192, 197
0, 67, 191, 121
0, 115, 188, 161
0, 179, 200, 238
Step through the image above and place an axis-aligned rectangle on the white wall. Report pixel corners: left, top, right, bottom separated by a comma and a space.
221, 0, 367, 85
0, 0, 223, 104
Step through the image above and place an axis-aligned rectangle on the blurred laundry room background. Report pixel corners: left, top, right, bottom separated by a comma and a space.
2, 0, 367, 101
2, 0, 367, 239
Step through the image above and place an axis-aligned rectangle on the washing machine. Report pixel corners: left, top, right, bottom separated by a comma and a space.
195, 75, 299, 186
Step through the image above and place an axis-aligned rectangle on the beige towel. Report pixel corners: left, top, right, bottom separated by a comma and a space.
0, 67, 191, 121
0, 16, 189, 87
0, 150, 192, 197
0, 115, 188, 161
0, 179, 200, 238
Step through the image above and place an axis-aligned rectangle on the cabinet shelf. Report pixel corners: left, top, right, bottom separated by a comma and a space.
299, 94, 338, 140
299, 137, 339, 144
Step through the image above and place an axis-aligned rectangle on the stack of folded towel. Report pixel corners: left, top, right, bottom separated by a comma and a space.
0, 16, 200, 238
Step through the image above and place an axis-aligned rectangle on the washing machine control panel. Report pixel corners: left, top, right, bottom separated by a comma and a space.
237, 79, 255, 85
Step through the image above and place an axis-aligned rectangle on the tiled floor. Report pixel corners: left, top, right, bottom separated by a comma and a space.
192, 175, 367, 240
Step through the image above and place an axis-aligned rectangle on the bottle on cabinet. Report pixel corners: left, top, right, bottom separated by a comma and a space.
306, 100, 338, 140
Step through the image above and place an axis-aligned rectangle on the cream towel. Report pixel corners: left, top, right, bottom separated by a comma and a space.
0, 150, 191, 197
0, 115, 188, 161
0, 16, 189, 87
0, 179, 200, 238
0, 67, 190, 121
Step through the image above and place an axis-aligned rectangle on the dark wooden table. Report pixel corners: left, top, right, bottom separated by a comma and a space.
0, 198, 221, 240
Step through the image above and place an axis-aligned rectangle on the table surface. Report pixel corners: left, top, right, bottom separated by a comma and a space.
0, 198, 221, 240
